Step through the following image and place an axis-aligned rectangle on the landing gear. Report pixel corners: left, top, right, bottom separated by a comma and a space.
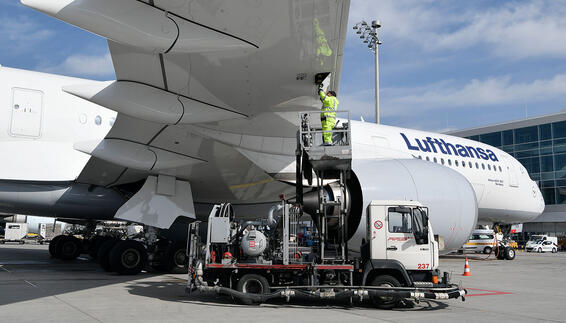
48, 235, 81, 260
49, 235, 64, 258
97, 238, 120, 272
109, 240, 148, 275
56, 236, 82, 260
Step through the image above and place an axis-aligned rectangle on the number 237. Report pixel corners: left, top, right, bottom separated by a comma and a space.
417, 263, 429, 269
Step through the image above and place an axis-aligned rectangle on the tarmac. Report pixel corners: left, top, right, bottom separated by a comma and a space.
0, 244, 565, 323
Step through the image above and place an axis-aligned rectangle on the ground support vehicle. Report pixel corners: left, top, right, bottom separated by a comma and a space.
0, 223, 27, 244
186, 112, 465, 308
463, 229, 497, 254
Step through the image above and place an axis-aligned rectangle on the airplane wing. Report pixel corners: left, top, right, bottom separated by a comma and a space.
22, 0, 350, 204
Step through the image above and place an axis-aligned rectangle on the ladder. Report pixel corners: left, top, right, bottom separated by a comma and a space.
295, 111, 352, 264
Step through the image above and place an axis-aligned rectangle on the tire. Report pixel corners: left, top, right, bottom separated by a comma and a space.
483, 246, 492, 254
496, 247, 505, 260
537, 248, 542, 253
56, 236, 82, 260
236, 274, 270, 305
108, 240, 147, 275
163, 242, 188, 274
97, 238, 119, 272
49, 235, 65, 258
88, 236, 111, 259
504, 247, 516, 260
369, 275, 402, 309
552, 248, 557, 253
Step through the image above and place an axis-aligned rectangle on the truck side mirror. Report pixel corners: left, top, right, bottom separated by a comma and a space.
412, 208, 429, 245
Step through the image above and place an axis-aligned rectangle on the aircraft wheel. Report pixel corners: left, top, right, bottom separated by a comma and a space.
56, 236, 82, 260
97, 238, 119, 272
48, 235, 65, 258
163, 242, 188, 274
88, 236, 111, 259
109, 240, 147, 275
504, 247, 516, 260
496, 247, 505, 259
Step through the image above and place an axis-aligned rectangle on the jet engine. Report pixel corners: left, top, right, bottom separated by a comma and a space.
303, 158, 477, 253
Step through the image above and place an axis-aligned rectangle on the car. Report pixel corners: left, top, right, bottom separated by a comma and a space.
528, 240, 558, 253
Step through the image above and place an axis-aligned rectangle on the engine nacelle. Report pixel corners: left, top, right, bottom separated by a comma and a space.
347, 159, 478, 253
303, 159, 478, 253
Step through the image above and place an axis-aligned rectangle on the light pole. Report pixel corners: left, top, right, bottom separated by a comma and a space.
354, 20, 382, 124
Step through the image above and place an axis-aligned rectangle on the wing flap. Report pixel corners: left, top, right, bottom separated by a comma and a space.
64, 81, 246, 124
21, 0, 256, 53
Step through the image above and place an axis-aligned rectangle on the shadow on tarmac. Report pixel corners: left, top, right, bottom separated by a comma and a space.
0, 245, 157, 306
125, 280, 450, 312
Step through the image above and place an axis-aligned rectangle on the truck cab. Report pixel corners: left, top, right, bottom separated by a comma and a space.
361, 200, 441, 287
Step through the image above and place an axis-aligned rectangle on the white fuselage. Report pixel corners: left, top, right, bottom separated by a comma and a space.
0, 66, 544, 230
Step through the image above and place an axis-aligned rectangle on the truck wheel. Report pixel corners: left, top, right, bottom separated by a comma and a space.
97, 238, 119, 272
504, 247, 516, 260
56, 236, 82, 260
163, 242, 188, 274
483, 246, 492, 254
236, 274, 270, 305
48, 235, 65, 258
109, 240, 147, 275
370, 275, 401, 309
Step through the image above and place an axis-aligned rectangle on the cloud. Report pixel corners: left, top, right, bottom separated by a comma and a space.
40, 52, 115, 78
349, 0, 566, 59
0, 15, 53, 52
380, 74, 566, 117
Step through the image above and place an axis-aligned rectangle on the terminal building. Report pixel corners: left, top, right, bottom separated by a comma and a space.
450, 111, 566, 238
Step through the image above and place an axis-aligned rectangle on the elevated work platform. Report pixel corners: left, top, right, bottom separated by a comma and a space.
297, 111, 352, 172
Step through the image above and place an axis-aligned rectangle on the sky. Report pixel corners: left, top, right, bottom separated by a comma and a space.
1, 0, 566, 132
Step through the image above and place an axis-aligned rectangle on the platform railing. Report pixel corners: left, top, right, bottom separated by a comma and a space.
298, 111, 351, 150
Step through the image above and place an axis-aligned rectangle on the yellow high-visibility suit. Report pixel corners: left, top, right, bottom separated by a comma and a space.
319, 90, 338, 144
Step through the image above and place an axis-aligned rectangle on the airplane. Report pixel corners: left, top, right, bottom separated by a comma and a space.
0, 0, 544, 274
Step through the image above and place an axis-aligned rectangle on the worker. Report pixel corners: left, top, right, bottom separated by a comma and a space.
319, 87, 339, 145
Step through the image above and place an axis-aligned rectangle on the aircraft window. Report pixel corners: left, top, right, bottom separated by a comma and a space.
455, 160, 459, 166
95, 115, 102, 126
475, 162, 479, 169
469, 162, 473, 168
488, 164, 491, 170
462, 161, 465, 167
482, 164, 485, 170
426, 156, 430, 161
441, 158, 445, 165
499, 166, 502, 172
448, 159, 452, 166
433, 157, 437, 163
418, 155, 422, 159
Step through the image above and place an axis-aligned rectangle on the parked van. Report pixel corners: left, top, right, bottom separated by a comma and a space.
526, 235, 558, 253
463, 229, 497, 254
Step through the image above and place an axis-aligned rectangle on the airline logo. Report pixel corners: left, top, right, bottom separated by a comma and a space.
400, 133, 499, 162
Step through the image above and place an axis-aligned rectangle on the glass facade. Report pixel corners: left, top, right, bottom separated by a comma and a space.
466, 120, 566, 206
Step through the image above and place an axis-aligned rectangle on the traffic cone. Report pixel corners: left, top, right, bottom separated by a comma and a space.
462, 257, 472, 276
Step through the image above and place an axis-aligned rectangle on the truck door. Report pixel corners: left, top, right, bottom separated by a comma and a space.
385, 207, 433, 271
10, 88, 44, 138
